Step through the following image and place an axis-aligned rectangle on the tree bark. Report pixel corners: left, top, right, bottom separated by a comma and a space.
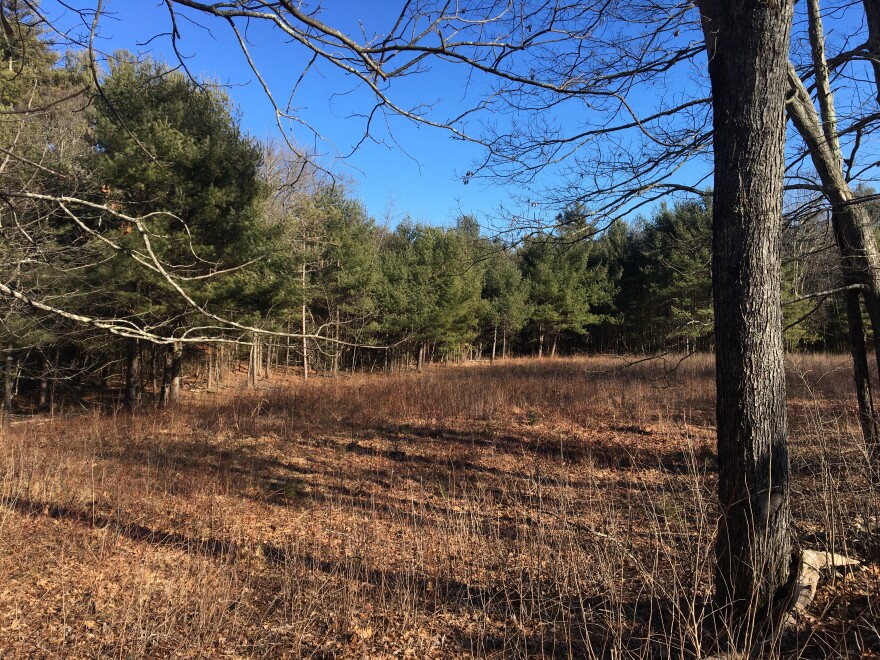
125, 338, 141, 411
699, 0, 796, 619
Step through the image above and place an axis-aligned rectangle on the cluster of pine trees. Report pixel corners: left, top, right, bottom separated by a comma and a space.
0, 5, 865, 412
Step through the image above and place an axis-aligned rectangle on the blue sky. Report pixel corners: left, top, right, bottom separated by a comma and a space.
46, 0, 535, 228
37, 1, 880, 232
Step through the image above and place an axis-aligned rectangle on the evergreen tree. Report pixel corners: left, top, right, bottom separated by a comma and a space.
0, 1, 91, 409
84, 53, 267, 329
638, 196, 713, 352
377, 220, 484, 366
481, 242, 531, 360
520, 206, 614, 356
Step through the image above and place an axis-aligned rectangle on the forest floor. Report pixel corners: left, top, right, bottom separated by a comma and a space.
0, 354, 877, 658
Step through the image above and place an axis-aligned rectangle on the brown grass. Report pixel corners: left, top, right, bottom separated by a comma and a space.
0, 353, 877, 658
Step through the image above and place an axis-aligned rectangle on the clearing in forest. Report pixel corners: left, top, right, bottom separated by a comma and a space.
0, 355, 877, 658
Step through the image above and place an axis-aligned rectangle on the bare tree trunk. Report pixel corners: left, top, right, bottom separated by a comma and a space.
150, 344, 158, 401
833, 210, 880, 455
38, 352, 48, 410
699, 0, 796, 620
248, 335, 257, 389
50, 348, 58, 417
491, 325, 498, 363
2, 348, 13, 426
537, 327, 544, 358
159, 343, 183, 406
169, 343, 181, 403
333, 308, 341, 378
206, 349, 213, 391
286, 322, 292, 372
417, 342, 425, 373
265, 338, 272, 380
844, 288, 879, 462
302, 260, 309, 381
139, 342, 147, 400
125, 338, 141, 411
160, 347, 173, 407
786, 12, 880, 458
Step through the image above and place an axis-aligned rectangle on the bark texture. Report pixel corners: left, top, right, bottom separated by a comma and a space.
699, 0, 795, 615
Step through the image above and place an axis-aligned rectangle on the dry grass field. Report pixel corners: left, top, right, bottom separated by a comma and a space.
0, 354, 877, 658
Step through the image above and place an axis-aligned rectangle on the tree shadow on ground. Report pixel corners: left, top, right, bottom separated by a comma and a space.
2, 493, 729, 658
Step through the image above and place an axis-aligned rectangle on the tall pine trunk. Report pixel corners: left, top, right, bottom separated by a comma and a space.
699, 0, 796, 618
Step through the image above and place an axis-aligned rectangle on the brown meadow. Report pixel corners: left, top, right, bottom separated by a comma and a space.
0, 354, 877, 658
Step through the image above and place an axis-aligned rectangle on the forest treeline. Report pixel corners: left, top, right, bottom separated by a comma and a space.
0, 6, 865, 411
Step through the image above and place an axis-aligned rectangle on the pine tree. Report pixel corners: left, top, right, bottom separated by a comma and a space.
520, 206, 614, 356
639, 196, 713, 352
